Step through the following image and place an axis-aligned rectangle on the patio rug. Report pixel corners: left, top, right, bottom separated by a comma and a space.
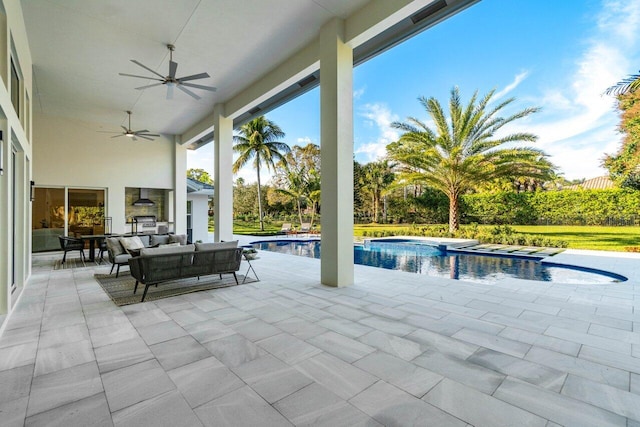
53, 258, 111, 270
94, 272, 254, 306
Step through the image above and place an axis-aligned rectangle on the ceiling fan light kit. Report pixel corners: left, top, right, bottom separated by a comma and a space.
98, 111, 160, 141
119, 44, 217, 100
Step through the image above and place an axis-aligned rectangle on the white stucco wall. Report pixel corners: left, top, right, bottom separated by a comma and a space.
0, 0, 34, 324
187, 193, 210, 243
33, 113, 182, 234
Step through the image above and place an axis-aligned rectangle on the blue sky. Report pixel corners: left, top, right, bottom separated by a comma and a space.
188, 0, 640, 182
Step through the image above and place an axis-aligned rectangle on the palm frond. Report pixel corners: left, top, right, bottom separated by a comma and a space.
605, 72, 640, 96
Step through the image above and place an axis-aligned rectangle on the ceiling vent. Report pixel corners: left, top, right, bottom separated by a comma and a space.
133, 188, 155, 206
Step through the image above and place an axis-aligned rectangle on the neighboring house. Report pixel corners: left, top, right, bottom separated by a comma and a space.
564, 176, 614, 190
187, 178, 214, 243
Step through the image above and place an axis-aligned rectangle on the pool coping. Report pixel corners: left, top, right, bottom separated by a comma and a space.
247, 234, 639, 283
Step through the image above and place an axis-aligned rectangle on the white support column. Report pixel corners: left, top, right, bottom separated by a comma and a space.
320, 18, 354, 287
173, 138, 187, 235
214, 104, 234, 242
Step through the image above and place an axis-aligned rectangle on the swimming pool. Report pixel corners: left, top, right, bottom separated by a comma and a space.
251, 239, 627, 284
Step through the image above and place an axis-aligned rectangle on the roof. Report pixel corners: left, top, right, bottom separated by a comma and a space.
187, 178, 214, 195
564, 176, 615, 190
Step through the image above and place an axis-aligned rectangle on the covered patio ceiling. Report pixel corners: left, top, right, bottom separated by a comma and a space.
22, 0, 477, 145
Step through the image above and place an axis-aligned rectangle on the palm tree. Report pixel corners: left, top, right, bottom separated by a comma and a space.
233, 116, 290, 231
388, 87, 555, 232
276, 166, 308, 226
605, 71, 640, 96
360, 159, 395, 223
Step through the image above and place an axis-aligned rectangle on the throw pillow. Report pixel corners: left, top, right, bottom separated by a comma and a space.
168, 234, 187, 245
106, 237, 125, 257
150, 234, 171, 246
119, 236, 145, 253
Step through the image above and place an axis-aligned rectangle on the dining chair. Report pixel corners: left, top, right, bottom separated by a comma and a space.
58, 236, 86, 264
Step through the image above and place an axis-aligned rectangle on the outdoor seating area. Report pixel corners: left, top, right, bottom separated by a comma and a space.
279, 223, 320, 237
4, 245, 638, 426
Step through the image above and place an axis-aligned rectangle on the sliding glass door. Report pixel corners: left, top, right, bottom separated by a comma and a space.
32, 187, 105, 252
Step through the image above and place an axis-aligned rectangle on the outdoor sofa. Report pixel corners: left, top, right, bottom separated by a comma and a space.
128, 241, 243, 302
106, 233, 189, 277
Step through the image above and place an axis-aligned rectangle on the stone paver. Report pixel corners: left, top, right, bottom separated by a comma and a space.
0, 248, 638, 426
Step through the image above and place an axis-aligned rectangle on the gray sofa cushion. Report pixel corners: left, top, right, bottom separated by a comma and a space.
168, 234, 188, 245
195, 241, 238, 251
106, 237, 125, 257
113, 253, 132, 263
139, 243, 195, 257
150, 234, 171, 246
138, 235, 151, 247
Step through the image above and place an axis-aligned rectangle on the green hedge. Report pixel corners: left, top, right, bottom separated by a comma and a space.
361, 224, 568, 248
462, 189, 640, 226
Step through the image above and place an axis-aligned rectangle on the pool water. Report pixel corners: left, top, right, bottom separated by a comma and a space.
252, 240, 626, 284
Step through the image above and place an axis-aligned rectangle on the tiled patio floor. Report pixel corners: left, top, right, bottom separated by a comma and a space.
1, 245, 639, 426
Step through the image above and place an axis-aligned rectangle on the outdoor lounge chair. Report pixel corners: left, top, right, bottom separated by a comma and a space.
279, 223, 293, 235
298, 223, 312, 235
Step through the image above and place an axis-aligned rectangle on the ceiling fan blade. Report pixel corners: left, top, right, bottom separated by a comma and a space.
178, 72, 210, 82
167, 84, 174, 100
130, 60, 166, 79
111, 134, 124, 138
137, 135, 155, 141
119, 73, 164, 81
135, 83, 164, 90
132, 136, 138, 141
133, 129, 149, 134
121, 126, 128, 132
137, 133, 160, 137
181, 82, 217, 92
177, 85, 201, 100
169, 60, 178, 79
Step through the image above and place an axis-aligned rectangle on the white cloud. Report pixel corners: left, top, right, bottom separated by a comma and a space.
354, 86, 366, 100
355, 102, 400, 162
510, 0, 640, 180
296, 136, 314, 145
494, 70, 529, 100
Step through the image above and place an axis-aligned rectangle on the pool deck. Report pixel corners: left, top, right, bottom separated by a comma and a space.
1, 237, 638, 426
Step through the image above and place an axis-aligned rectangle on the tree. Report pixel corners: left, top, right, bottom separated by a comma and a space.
603, 90, 640, 189
359, 159, 395, 223
274, 143, 321, 226
187, 168, 213, 184
388, 87, 555, 232
605, 70, 640, 96
275, 166, 308, 225
232, 116, 290, 231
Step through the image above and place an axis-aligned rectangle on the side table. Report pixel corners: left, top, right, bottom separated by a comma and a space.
242, 254, 260, 284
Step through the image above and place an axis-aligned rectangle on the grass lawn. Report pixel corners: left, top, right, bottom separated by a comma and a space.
511, 225, 640, 252
228, 221, 640, 252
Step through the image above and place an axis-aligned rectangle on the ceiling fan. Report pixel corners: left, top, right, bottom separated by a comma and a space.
98, 111, 160, 141
119, 44, 217, 100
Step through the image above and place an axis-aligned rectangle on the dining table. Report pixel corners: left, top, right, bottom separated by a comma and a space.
80, 234, 117, 262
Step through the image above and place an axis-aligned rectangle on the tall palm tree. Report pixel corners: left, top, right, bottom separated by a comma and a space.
233, 116, 290, 231
388, 87, 555, 232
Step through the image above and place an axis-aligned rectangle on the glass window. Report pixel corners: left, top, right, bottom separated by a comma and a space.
10, 58, 19, 116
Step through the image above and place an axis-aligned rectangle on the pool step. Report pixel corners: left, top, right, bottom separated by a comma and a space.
455, 244, 565, 258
